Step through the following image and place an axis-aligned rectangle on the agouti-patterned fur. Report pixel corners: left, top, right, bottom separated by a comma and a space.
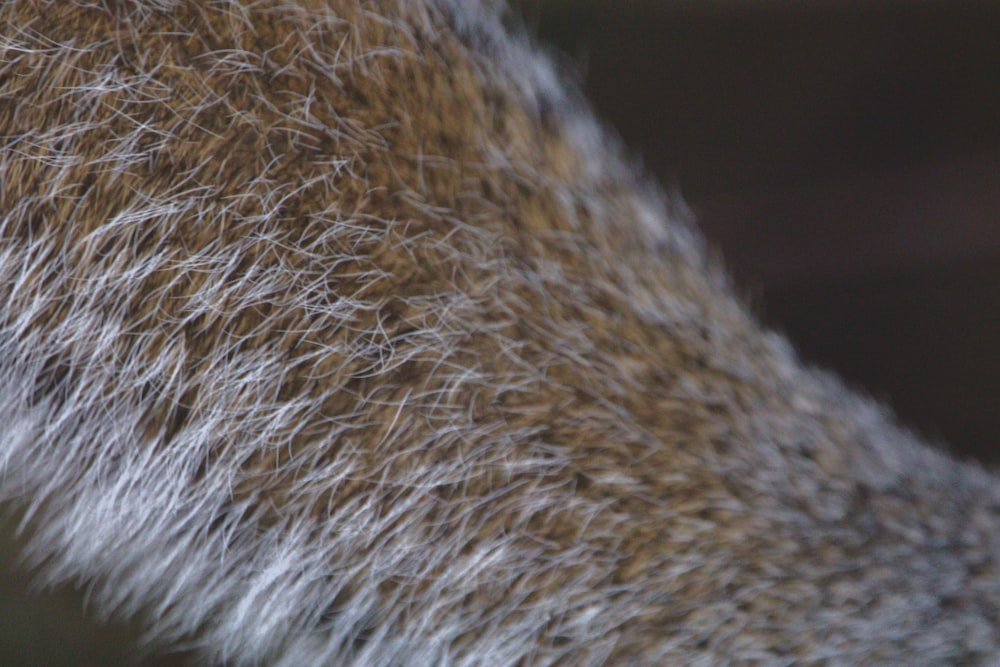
1, 1, 998, 665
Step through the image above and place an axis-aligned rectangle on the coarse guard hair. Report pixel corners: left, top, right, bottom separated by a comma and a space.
1, 0, 998, 665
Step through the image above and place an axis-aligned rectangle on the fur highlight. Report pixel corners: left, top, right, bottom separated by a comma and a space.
1, 1, 999, 665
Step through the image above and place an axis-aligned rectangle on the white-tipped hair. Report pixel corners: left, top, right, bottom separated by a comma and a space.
1, 1, 999, 665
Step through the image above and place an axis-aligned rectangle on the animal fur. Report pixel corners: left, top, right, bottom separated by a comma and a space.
1, 0, 998, 665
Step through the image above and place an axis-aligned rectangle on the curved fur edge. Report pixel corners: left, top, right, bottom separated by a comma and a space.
3, 1, 1000, 666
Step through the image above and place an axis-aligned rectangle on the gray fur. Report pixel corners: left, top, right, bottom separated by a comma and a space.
1, 1, 998, 665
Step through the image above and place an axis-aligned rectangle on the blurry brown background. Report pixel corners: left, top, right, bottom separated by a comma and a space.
3, 1, 999, 664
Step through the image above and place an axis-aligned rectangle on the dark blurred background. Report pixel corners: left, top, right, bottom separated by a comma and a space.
518, 0, 1000, 465
4, 1, 999, 664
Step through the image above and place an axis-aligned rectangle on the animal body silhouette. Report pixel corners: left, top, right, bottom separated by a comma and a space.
1, 1, 998, 665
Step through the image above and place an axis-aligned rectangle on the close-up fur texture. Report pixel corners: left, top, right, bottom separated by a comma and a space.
1, 0, 998, 665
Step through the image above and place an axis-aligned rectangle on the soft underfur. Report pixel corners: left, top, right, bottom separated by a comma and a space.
0, 1, 998, 665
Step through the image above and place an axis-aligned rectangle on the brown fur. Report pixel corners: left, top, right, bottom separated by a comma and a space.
1, 1, 998, 664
